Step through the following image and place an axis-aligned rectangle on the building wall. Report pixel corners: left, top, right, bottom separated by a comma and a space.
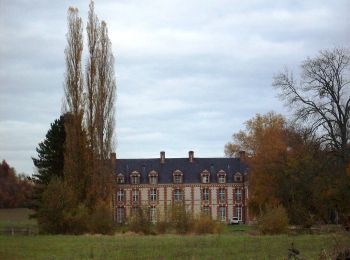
114, 181, 249, 224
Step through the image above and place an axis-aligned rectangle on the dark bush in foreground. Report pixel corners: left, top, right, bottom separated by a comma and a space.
193, 215, 223, 234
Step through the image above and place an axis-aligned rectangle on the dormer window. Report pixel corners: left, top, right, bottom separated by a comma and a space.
148, 170, 158, 185
173, 170, 183, 184
234, 172, 242, 182
201, 170, 210, 184
130, 171, 140, 184
116, 173, 125, 184
217, 170, 226, 184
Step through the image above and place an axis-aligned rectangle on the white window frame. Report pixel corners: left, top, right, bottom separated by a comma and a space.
202, 188, 209, 201
219, 206, 226, 222
132, 190, 139, 203
202, 175, 210, 183
218, 174, 226, 184
218, 188, 225, 202
202, 206, 210, 216
150, 188, 157, 202
149, 175, 157, 185
174, 189, 183, 202
235, 206, 242, 221
174, 174, 182, 184
117, 190, 124, 202
235, 189, 242, 201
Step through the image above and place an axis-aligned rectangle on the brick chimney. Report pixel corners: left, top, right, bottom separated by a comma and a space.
160, 151, 165, 164
239, 151, 246, 161
189, 151, 194, 162
110, 152, 116, 169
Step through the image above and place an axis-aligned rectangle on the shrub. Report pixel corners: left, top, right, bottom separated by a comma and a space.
170, 204, 192, 234
258, 205, 289, 235
155, 220, 169, 234
193, 215, 223, 234
129, 207, 151, 235
88, 202, 114, 234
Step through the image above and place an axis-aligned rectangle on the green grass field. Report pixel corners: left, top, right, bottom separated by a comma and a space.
1, 233, 348, 259
0, 209, 348, 259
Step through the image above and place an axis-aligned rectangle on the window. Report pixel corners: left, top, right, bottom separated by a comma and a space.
202, 188, 209, 201
132, 190, 139, 204
116, 174, 125, 184
173, 170, 183, 184
149, 170, 158, 185
218, 188, 226, 202
150, 188, 157, 202
202, 206, 210, 216
201, 170, 210, 183
174, 189, 183, 202
130, 171, 140, 184
116, 207, 124, 224
117, 190, 124, 202
235, 206, 242, 221
234, 173, 242, 182
218, 174, 226, 183
219, 206, 226, 222
149, 206, 157, 224
235, 189, 242, 201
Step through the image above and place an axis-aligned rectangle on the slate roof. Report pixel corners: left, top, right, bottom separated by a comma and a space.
115, 157, 248, 184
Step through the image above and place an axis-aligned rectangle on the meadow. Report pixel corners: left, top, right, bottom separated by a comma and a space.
0, 208, 349, 259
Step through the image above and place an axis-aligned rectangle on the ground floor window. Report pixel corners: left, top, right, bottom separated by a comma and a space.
219, 206, 226, 222
174, 189, 183, 202
116, 207, 124, 224
150, 206, 157, 224
235, 206, 242, 221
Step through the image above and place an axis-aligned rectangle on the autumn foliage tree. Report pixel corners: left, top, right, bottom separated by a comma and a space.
0, 160, 32, 208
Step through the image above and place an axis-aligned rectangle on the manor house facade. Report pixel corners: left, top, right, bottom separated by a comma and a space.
112, 151, 249, 224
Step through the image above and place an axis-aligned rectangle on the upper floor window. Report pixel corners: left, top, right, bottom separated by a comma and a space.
174, 189, 183, 202
201, 170, 210, 184
218, 188, 226, 202
217, 170, 226, 184
202, 188, 209, 201
150, 188, 157, 202
117, 190, 124, 202
130, 171, 140, 184
235, 189, 242, 201
116, 173, 125, 184
234, 172, 242, 182
148, 170, 158, 185
173, 170, 183, 184
132, 190, 139, 204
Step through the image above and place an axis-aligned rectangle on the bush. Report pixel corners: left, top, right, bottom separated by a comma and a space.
88, 202, 114, 234
258, 205, 289, 235
155, 220, 169, 234
170, 204, 192, 234
193, 215, 223, 234
129, 207, 151, 235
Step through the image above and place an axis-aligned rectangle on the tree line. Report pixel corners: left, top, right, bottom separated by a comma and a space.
226, 47, 350, 227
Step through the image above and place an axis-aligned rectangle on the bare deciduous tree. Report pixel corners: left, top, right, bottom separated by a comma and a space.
64, 7, 84, 117
273, 48, 350, 164
85, 1, 99, 152
95, 20, 116, 161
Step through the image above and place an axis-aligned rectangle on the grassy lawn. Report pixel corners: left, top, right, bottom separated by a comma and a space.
0, 233, 349, 259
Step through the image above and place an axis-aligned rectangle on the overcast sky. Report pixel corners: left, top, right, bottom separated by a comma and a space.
0, 0, 349, 175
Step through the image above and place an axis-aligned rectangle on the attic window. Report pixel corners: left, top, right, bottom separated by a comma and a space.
217, 170, 226, 184
173, 170, 183, 184
116, 173, 125, 184
130, 171, 140, 184
201, 170, 210, 184
234, 173, 242, 182
148, 170, 158, 185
